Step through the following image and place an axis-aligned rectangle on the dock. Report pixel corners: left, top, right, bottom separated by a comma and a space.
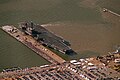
103, 8, 120, 17
19, 22, 75, 55
0, 56, 120, 80
1, 25, 65, 64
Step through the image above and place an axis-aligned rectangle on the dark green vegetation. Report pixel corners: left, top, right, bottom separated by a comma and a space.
0, 0, 120, 69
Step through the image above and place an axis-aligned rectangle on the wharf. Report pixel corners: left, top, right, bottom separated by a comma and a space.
1, 26, 65, 64
0, 57, 120, 80
103, 8, 120, 17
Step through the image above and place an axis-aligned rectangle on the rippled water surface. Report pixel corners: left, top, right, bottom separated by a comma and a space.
0, 0, 120, 69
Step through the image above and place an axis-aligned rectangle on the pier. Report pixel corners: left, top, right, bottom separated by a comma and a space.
0, 56, 120, 80
1, 26, 65, 64
103, 8, 120, 17
1, 24, 120, 80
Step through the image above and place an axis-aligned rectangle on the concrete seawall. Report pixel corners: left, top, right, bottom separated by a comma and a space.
1, 26, 65, 64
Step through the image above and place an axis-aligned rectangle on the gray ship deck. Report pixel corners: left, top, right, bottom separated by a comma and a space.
20, 22, 75, 54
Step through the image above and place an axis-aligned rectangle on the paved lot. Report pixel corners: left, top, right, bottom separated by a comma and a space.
1, 58, 120, 80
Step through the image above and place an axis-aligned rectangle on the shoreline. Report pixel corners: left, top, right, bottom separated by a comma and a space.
1, 26, 65, 64
0, 26, 120, 79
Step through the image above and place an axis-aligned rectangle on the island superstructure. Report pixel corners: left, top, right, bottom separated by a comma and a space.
19, 21, 75, 55
1, 25, 65, 64
0, 20, 120, 80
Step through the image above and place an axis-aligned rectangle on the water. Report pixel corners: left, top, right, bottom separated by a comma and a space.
0, 29, 50, 71
0, 0, 120, 68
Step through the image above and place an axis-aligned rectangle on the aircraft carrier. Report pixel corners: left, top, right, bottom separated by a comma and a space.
19, 21, 76, 55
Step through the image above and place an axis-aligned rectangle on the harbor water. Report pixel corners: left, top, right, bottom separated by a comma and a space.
0, 0, 120, 69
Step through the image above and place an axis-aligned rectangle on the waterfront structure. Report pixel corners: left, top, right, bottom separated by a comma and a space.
1, 24, 120, 80
0, 56, 120, 80
19, 21, 75, 54
2, 25, 65, 64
